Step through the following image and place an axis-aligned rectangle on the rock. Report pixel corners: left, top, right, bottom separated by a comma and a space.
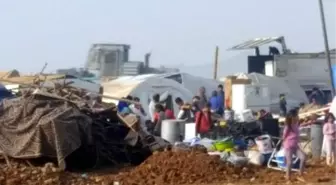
44, 178, 53, 184
95, 177, 103, 182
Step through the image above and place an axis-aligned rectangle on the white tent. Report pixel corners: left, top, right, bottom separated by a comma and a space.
235, 72, 309, 111
102, 76, 193, 116
157, 73, 221, 98
112, 73, 221, 99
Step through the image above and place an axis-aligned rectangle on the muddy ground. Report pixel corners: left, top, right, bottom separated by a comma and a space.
0, 150, 335, 185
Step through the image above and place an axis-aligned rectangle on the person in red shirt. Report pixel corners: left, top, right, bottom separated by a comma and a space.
195, 103, 212, 138
161, 102, 175, 119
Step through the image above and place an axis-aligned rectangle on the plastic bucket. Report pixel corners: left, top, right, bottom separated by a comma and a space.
213, 141, 234, 152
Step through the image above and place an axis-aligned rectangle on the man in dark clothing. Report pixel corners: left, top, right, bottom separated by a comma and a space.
217, 84, 225, 115
309, 87, 325, 105
197, 87, 208, 110
279, 94, 287, 116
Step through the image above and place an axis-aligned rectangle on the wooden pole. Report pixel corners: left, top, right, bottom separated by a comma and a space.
213, 46, 219, 80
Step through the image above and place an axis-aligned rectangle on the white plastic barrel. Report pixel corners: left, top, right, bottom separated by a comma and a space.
161, 119, 185, 144
255, 134, 273, 154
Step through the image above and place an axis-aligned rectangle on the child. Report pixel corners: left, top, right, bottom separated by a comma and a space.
282, 109, 306, 181
195, 103, 212, 138
323, 113, 336, 166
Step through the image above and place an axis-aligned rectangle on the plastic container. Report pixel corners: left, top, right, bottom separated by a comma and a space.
255, 134, 273, 154
161, 119, 185, 144
310, 123, 323, 158
275, 149, 300, 168
213, 141, 234, 152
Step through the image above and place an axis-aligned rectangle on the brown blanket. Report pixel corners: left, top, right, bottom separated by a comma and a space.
0, 93, 92, 169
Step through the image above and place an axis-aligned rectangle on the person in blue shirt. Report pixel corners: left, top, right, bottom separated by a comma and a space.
117, 95, 133, 112
209, 90, 222, 115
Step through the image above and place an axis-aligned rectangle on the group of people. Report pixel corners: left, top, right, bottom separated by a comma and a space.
147, 85, 226, 137
114, 85, 226, 138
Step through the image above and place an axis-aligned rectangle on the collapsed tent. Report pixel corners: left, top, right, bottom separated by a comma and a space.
0, 93, 92, 169
102, 76, 193, 116
234, 73, 309, 111
0, 92, 160, 170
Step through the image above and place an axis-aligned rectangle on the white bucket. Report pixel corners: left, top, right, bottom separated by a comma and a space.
255, 134, 273, 154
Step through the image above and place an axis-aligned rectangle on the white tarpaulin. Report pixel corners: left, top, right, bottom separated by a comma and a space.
102, 75, 193, 116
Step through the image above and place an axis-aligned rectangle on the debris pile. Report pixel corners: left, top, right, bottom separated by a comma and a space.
108, 150, 255, 185
0, 89, 163, 171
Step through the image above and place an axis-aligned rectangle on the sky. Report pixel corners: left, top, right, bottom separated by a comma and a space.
0, 0, 335, 78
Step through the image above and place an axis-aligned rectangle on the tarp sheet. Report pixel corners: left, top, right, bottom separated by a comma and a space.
0, 93, 92, 169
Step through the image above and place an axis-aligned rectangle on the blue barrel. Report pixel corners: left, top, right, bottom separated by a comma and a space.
332, 65, 336, 88
310, 123, 323, 158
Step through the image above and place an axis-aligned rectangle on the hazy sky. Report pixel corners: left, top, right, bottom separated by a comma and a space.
0, 0, 335, 78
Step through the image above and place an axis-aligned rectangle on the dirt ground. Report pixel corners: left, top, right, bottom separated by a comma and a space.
0, 150, 335, 185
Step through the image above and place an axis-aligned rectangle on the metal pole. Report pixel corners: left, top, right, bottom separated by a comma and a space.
318, 0, 335, 96
213, 46, 219, 80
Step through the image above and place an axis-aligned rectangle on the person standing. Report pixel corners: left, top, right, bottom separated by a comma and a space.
175, 97, 193, 122
209, 91, 220, 114
129, 97, 149, 132
217, 85, 225, 116
282, 109, 306, 181
148, 94, 160, 122
197, 87, 208, 110
279, 94, 287, 116
323, 113, 336, 166
309, 87, 325, 105
191, 96, 201, 115
195, 103, 212, 138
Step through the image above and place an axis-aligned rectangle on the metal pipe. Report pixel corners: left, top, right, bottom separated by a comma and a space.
213, 46, 219, 80
318, 0, 335, 96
